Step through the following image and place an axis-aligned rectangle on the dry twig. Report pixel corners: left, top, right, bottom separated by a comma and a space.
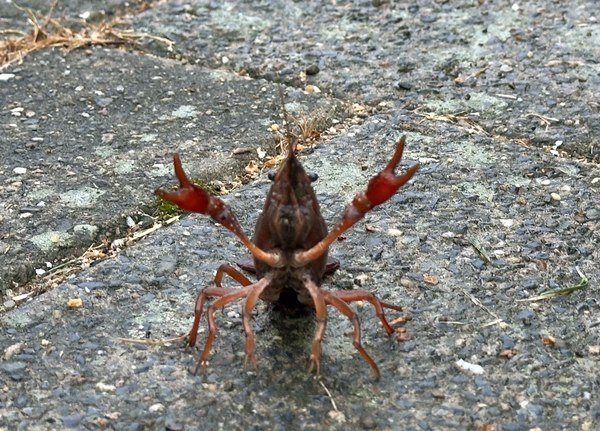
0, 0, 173, 70
412, 107, 489, 136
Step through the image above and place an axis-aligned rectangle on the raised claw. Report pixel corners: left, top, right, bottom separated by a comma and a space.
292, 136, 419, 267
362, 136, 420, 209
155, 154, 282, 268
154, 154, 212, 213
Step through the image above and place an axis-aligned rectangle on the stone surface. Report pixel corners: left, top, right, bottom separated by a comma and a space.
0, 1, 599, 430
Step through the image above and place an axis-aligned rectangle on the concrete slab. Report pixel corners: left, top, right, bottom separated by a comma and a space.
1, 114, 599, 429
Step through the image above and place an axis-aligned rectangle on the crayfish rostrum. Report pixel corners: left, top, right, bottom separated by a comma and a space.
155, 134, 419, 378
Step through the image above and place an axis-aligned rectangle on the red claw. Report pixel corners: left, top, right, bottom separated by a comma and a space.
293, 136, 419, 267
154, 154, 211, 214
364, 137, 419, 207
155, 153, 282, 268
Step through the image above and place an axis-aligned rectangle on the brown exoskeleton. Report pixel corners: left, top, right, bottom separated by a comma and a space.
155, 134, 418, 379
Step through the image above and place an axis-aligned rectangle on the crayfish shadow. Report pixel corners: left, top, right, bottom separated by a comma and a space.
255, 302, 318, 364
267, 301, 316, 344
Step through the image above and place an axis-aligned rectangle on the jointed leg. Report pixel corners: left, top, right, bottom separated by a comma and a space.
188, 265, 253, 348
329, 290, 403, 335
188, 287, 238, 348
214, 264, 252, 287
323, 291, 381, 379
190, 286, 253, 374
241, 279, 270, 369
213, 264, 264, 367
195, 276, 272, 374
304, 277, 328, 375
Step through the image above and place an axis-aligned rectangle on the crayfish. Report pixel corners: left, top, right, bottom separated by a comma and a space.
155, 131, 418, 379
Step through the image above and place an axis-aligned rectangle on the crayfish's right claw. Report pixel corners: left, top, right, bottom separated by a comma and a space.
155, 154, 281, 268
154, 154, 213, 214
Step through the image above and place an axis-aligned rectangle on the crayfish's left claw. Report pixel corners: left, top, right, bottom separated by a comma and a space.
362, 136, 419, 208
292, 136, 419, 268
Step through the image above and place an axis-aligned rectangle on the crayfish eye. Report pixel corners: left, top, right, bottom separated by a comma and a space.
308, 173, 318, 182
268, 171, 276, 181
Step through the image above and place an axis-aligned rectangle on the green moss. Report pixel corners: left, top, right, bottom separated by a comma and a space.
156, 199, 182, 219
192, 178, 218, 196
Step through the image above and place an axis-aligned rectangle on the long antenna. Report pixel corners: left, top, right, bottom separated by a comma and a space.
277, 83, 297, 155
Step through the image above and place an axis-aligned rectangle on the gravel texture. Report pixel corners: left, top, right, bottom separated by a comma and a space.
0, 0, 599, 430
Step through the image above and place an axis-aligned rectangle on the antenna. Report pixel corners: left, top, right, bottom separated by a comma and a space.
277, 83, 297, 155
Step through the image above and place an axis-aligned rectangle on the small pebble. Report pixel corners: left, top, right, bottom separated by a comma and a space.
67, 298, 83, 309
149, 403, 165, 413
431, 389, 446, 399
328, 410, 346, 423
95, 382, 116, 392
305, 64, 320, 75
456, 359, 485, 375
387, 228, 403, 236
550, 192, 561, 202
360, 415, 378, 429
400, 277, 417, 289
500, 219, 514, 228
3, 342, 25, 359
354, 273, 369, 286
